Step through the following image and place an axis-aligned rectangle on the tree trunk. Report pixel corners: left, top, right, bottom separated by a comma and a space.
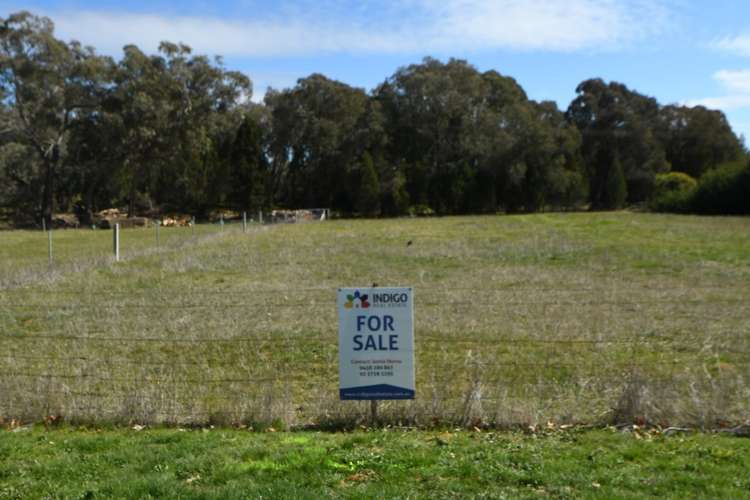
84, 182, 96, 226
128, 183, 136, 218
40, 158, 55, 227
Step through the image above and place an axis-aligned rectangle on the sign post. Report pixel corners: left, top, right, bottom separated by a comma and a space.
338, 287, 415, 422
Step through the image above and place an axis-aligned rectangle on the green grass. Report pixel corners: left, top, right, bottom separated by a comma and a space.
1, 427, 750, 498
0, 222, 232, 287
1, 212, 749, 427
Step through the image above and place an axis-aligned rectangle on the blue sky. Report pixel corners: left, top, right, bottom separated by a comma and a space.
5, 0, 750, 142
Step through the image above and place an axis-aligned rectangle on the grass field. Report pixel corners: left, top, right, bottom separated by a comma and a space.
2, 426, 750, 498
1, 212, 749, 428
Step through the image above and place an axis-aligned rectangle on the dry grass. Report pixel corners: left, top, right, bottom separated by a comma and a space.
1, 212, 749, 428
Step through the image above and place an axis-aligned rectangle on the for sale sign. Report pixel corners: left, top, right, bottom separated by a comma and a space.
338, 287, 415, 400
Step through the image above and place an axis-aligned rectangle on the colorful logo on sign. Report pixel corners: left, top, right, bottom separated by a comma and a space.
345, 290, 370, 309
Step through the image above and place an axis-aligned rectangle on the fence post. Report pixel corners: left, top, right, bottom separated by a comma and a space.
156, 219, 160, 247
258, 209, 263, 225
47, 229, 52, 266
191, 216, 195, 237
220, 213, 224, 233
243, 211, 247, 233
113, 223, 120, 262
42, 217, 46, 233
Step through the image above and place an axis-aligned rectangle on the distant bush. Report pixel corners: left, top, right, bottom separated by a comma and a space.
409, 204, 435, 217
654, 172, 697, 194
650, 162, 750, 215
650, 172, 697, 213
690, 161, 750, 215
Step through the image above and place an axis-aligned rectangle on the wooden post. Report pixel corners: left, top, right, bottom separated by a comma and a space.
258, 209, 263, 225
42, 217, 46, 233
243, 211, 247, 233
191, 216, 195, 237
156, 219, 160, 247
370, 400, 378, 426
113, 223, 120, 262
220, 214, 224, 233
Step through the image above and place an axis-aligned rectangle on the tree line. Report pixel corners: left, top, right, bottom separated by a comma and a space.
1, 11, 747, 226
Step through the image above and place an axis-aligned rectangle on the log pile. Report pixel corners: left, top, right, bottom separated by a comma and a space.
95, 209, 149, 229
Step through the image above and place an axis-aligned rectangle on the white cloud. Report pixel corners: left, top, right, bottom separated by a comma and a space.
687, 69, 750, 111
713, 35, 750, 57
417, 0, 668, 51
691, 35, 750, 118
45, 0, 670, 58
686, 94, 750, 111
714, 69, 750, 94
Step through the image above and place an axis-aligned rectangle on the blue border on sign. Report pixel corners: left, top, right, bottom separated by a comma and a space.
340, 384, 415, 400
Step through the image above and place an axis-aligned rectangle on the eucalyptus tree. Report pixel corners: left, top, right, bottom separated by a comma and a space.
566, 79, 669, 208
376, 58, 585, 213
501, 100, 586, 212
228, 110, 268, 212
265, 74, 385, 211
0, 11, 112, 223
376, 58, 493, 212
109, 42, 251, 215
656, 104, 744, 178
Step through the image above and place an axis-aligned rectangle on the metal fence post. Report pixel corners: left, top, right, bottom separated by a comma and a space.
156, 219, 160, 247
113, 223, 120, 262
243, 211, 247, 233
258, 209, 263, 225
42, 217, 46, 233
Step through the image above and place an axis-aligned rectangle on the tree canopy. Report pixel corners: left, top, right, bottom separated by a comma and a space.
0, 11, 746, 225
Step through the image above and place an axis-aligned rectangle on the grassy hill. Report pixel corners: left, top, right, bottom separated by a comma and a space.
1, 212, 749, 427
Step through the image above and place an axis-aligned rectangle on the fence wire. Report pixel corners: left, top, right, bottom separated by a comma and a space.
1, 219, 749, 426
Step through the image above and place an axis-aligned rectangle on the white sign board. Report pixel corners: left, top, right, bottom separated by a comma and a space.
338, 287, 415, 400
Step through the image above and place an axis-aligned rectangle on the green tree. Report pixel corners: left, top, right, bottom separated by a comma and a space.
380, 163, 410, 216
265, 74, 384, 211
376, 58, 530, 213
377, 59, 585, 214
356, 152, 380, 215
656, 105, 744, 178
229, 114, 268, 211
602, 152, 627, 209
0, 11, 111, 223
567, 79, 669, 205
109, 42, 250, 215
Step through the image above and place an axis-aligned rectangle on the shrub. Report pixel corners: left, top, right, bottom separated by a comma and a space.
690, 161, 750, 215
409, 204, 434, 216
650, 172, 697, 213
654, 172, 697, 195
650, 187, 694, 213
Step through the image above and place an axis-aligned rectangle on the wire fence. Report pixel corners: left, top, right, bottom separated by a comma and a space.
0, 209, 330, 289
1, 281, 748, 428
1, 211, 749, 427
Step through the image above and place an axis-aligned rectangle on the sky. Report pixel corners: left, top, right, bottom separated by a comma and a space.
4, 0, 750, 143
